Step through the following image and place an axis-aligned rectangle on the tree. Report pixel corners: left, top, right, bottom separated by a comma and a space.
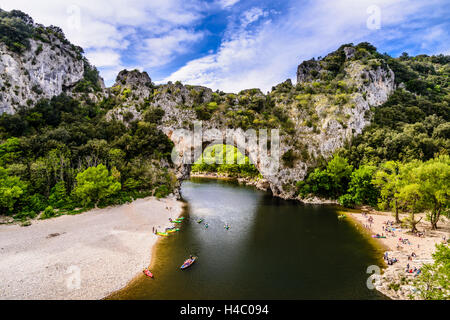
373, 161, 404, 223
48, 181, 67, 208
0, 167, 27, 215
73, 164, 121, 207
398, 183, 423, 232
326, 155, 353, 197
413, 244, 449, 300
409, 156, 450, 229
0, 137, 21, 166
344, 165, 379, 206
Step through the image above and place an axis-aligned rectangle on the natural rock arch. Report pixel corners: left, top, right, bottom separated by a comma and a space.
164, 124, 306, 199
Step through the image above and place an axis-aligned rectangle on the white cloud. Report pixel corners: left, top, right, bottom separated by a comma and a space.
139, 29, 205, 68
165, 0, 450, 92
217, 0, 240, 9
0, 0, 448, 90
0, 0, 205, 84
241, 7, 266, 28
85, 49, 121, 68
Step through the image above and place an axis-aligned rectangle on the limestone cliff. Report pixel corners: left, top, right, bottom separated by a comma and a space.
103, 44, 395, 199
0, 9, 104, 114
0, 12, 396, 200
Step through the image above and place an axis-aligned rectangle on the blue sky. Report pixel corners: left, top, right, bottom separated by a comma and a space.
1, 0, 449, 92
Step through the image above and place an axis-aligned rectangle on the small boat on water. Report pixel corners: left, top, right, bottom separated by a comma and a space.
167, 229, 180, 234
338, 215, 346, 220
157, 232, 169, 237
181, 257, 197, 270
197, 219, 204, 224
143, 269, 154, 278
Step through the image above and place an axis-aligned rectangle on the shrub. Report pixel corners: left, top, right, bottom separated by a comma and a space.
155, 185, 170, 199
41, 206, 55, 219
72, 164, 121, 207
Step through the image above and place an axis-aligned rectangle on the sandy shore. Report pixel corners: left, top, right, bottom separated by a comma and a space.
349, 210, 449, 299
0, 197, 184, 300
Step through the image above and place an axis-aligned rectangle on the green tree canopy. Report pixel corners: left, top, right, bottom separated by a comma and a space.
403, 155, 450, 229
343, 165, 379, 206
373, 161, 405, 223
73, 164, 121, 207
0, 166, 27, 214
413, 244, 450, 300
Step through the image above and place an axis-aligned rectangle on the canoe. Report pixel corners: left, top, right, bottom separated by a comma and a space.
143, 269, 154, 278
181, 257, 197, 270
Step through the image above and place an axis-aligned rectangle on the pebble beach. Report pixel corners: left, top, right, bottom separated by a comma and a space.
349, 210, 449, 300
0, 197, 184, 300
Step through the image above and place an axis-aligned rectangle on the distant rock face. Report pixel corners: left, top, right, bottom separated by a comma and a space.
0, 28, 396, 201
102, 52, 396, 200
115, 69, 152, 88
0, 39, 87, 114
0, 9, 105, 114
297, 60, 321, 84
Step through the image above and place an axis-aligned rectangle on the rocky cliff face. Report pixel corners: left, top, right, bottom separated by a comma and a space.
0, 13, 396, 201
102, 45, 395, 199
0, 9, 104, 114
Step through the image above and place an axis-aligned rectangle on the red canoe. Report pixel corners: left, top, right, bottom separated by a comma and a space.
143, 269, 154, 278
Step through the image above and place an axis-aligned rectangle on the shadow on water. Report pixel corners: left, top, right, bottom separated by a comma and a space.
109, 178, 387, 300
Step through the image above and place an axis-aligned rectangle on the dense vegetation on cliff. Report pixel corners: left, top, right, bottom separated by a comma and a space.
297, 52, 450, 229
0, 10, 448, 229
0, 9, 83, 56
0, 93, 176, 220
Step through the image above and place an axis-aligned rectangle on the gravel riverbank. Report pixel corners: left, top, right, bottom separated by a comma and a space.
0, 197, 184, 300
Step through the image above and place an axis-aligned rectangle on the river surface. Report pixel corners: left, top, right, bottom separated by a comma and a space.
110, 178, 386, 300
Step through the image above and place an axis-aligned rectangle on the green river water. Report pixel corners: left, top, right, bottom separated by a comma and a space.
109, 178, 386, 300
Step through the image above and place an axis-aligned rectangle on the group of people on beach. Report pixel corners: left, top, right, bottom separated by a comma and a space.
405, 263, 421, 276
384, 252, 398, 265
399, 237, 411, 245
381, 220, 400, 238
362, 215, 374, 229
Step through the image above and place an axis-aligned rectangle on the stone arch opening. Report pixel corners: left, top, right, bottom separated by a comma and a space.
164, 125, 280, 196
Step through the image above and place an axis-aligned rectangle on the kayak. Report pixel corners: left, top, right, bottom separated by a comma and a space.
178, 217, 186, 220
157, 232, 169, 237
197, 219, 204, 224
372, 235, 386, 239
143, 269, 154, 278
181, 257, 197, 270
172, 220, 182, 224
167, 229, 180, 234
